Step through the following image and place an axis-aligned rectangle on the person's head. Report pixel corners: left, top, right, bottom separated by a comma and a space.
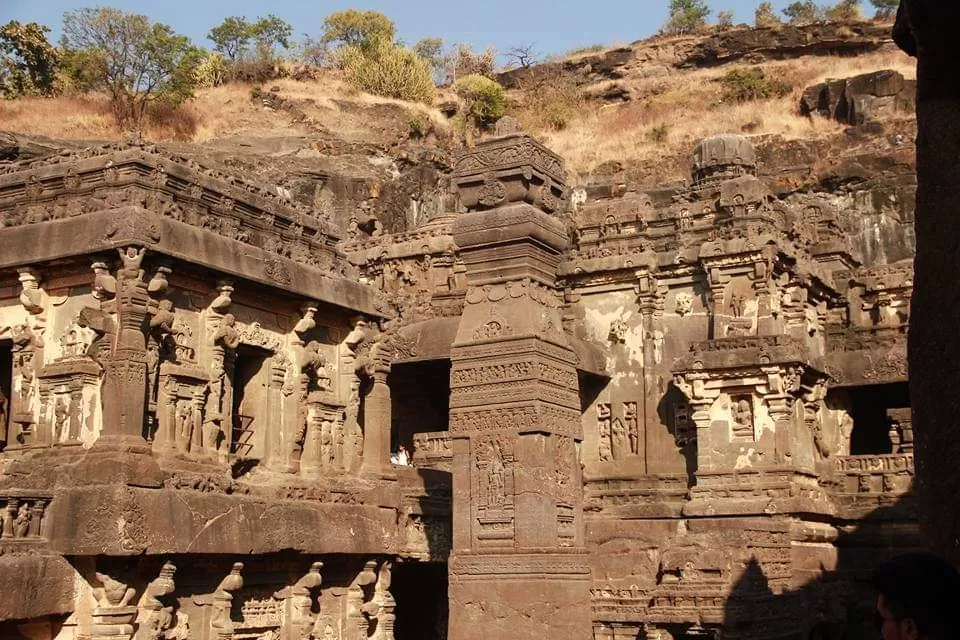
873, 552, 960, 640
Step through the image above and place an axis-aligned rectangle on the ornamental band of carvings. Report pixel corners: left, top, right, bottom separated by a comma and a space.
450, 361, 577, 388
453, 137, 566, 185
451, 553, 591, 576
450, 404, 580, 435
834, 454, 914, 473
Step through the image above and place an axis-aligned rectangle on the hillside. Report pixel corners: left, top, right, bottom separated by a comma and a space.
0, 20, 915, 235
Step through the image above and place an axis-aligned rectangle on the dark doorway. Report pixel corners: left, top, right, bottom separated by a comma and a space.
389, 360, 451, 452
0, 339, 11, 451
392, 561, 448, 640
847, 381, 909, 455
230, 345, 270, 458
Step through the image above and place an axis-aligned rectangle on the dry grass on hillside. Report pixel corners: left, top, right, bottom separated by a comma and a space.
0, 75, 448, 145
0, 84, 300, 143
527, 48, 916, 182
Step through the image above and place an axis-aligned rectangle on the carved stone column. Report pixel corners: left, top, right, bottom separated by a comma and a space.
895, 0, 960, 562
96, 247, 167, 446
276, 561, 323, 640
362, 364, 392, 475
447, 133, 591, 640
302, 396, 345, 477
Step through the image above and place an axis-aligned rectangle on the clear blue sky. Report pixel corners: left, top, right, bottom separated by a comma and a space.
3, 1, 804, 60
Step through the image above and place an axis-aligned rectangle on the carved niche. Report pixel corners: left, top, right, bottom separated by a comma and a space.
474, 436, 515, 546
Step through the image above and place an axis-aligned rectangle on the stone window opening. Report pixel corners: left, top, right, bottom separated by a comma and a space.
389, 360, 451, 467
845, 381, 909, 455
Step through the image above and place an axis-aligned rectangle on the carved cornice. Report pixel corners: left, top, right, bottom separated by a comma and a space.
0, 146, 344, 273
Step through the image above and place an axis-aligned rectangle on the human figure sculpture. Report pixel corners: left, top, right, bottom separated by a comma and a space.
117, 246, 147, 283
13, 503, 30, 538
214, 314, 241, 350
150, 299, 176, 337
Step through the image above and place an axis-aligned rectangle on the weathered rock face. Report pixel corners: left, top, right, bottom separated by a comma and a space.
895, 0, 960, 564
498, 22, 896, 90
801, 69, 916, 126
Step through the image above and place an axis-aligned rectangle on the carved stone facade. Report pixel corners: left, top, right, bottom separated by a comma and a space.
0, 127, 919, 640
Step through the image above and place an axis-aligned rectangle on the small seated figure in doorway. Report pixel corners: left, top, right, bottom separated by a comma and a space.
391, 444, 410, 466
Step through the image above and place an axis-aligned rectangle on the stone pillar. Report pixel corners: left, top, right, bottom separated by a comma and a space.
302, 397, 345, 477
96, 247, 170, 447
447, 133, 591, 640
362, 367, 391, 474
896, 1, 960, 562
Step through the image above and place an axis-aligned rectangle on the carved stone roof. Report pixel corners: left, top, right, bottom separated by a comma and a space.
692, 134, 758, 185
0, 144, 387, 316
0, 143, 342, 262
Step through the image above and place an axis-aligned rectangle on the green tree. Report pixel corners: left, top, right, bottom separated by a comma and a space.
825, 0, 863, 21
249, 15, 292, 58
413, 37, 447, 82
321, 10, 395, 53
783, 0, 825, 24
755, 2, 782, 27
453, 74, 506, 129
209, 15, 291, 60
339, 38, 434, 103
61, 7, 202, 129
208, 16, 251, 61
869, 0, 899, 19
0, 21, 60, 98
664, 0, 711, 35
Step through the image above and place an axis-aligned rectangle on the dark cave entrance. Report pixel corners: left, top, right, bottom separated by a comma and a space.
393, 561, 448, 640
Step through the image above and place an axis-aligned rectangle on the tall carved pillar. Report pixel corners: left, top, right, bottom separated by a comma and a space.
447, 132, 591, 640
96, 247, 168, 446
895, 0, 960, 562
362, 364, 392, 475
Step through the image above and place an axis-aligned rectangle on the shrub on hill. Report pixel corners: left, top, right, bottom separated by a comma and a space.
720, 68, 792, 103
339, 38, 435, 104
664, 0, 711, 35
453, 74, 506, 129
755, 2, 783, 28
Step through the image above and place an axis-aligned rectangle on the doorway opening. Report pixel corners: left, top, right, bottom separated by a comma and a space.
392, 561, 448, 640
230, 345, 270, 459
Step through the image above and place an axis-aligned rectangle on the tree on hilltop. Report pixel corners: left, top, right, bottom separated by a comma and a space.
412, 37, 448, 82
210, 15, 292, 60
664, 0, 711, 35
321, 10, 395, 53
61, 7, 202, 130
755, 2, 783, 28
208, 16, 251, 61
783, 0, 825, 25
716, 10, 735, 30
0, 20, 60, 98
